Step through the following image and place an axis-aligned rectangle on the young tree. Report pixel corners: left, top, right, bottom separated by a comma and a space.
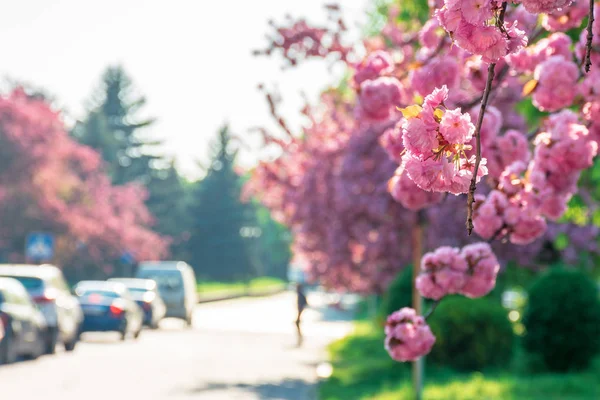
188, 126, 257, 281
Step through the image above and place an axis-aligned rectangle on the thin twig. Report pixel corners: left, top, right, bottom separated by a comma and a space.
458, 27, 544, 111
466, 62, 496, 235
397, 37, 448, 80
487, 224, 507, 243
584, 0, 595, 73
466, 2, 507, 235
424, 300, 440, 320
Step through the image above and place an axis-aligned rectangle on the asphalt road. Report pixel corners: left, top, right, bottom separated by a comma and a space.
0, 290, 356, 400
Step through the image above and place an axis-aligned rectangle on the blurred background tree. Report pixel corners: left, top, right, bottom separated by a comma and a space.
187, 126, 257, 282
73, 65, 160, 185
72, 66, 191, 261
145, 161, 193, 261
253, 204, 292, 281
69, 65, 291, 279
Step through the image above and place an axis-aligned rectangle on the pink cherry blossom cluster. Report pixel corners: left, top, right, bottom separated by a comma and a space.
508, 32, 572, 74
416, 242, 500, 300
520, 0, 574, 14
484, 128, 531, 179
532, 56, 579, 112
437, 0, 528, 62
474, 111, 598, 244
542, 0, 588, 31
507, 31, 578, 112
388, 165, 445, 211
351, 50, 405, 122
400, 86, 488, 194
384, 307, 436, 362
353, 50, 395, 86
380, 122, 445, 211
529, 111, 598, 218
357, 77, 404, 121
473, 186, 548, 245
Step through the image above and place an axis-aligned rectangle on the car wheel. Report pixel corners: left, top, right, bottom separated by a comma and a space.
64, 334, 77, 352
120, 321, 127, 341
31, 328, 45, 359
44, 327, 58, 355
0, 328, 17, 364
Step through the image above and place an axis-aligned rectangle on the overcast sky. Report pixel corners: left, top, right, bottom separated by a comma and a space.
1, 0, 369, 179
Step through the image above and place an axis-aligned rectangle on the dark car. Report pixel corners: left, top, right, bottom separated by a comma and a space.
0, 264, 83, 354
108, 278, 166, 329
74, 281, 143, 340
0, 277, 47, 364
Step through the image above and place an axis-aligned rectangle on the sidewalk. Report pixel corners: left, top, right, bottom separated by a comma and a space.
187, 290, 357, 400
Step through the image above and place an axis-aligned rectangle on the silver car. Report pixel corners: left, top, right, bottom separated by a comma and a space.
0, 265, 83, 353
136, 261, 197, 326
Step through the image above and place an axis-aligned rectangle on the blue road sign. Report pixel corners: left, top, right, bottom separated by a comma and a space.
25, 232, 54, 262
120, 251, 135, 265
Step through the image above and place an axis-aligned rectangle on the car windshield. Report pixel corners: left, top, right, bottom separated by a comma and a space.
77, 289, 120, 299
3, 276, 43, 291
138, 270, 182, 290
127, 287, 148, 294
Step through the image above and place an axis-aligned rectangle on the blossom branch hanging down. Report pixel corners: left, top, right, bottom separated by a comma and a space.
248, 0, 600, 365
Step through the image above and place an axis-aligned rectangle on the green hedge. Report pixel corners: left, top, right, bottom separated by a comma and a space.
523, 268, 600, 372
428, 296, 515, 371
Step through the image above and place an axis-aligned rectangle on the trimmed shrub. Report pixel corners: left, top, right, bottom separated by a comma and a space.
522, 268, 600, 372
381, 266, 414, 318
428, 296, 515, 371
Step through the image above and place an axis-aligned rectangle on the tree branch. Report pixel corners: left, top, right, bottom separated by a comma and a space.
584, 0, 595, 73
466, 62, 496, 235
466, 1, 507, 235
458, 27, 544, 111
487, 224, 507, 243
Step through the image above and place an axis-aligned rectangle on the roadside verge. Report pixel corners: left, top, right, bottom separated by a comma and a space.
197, 285, 286, 303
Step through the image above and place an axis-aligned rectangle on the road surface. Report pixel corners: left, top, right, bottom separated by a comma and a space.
0, 290, 356, 400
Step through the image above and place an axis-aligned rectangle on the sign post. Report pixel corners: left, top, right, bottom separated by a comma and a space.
120, 251, 135, 277
25, 232, 55, 263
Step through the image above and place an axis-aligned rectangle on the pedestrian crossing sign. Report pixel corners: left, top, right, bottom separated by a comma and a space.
25, 232, 54, 262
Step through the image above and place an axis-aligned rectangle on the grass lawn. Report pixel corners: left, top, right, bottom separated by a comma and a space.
320, 322, 600, 400
197, 277, 285, 296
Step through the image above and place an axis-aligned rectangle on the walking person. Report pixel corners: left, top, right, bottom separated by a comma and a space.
295, 283, 308, 347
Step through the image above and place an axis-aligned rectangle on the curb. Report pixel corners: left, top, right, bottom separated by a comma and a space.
197, 287, 286, 304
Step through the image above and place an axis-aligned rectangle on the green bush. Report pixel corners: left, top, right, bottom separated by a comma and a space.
522, 268, 600, 372
381, 266, 414, 317
428, 296, 515, 371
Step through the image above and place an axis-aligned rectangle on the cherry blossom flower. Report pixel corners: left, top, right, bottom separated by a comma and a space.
385, 308, 436, 362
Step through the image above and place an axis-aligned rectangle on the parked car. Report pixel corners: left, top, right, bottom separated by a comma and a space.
74, 281, 143, 340
136, 261, 197, 326
0, 264, 83, 353
108, 278, 166, 329
0, 277, 47, 363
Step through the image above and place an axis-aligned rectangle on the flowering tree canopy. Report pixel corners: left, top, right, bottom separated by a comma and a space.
0, 89, 168, 272
248, 0, 600, 361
